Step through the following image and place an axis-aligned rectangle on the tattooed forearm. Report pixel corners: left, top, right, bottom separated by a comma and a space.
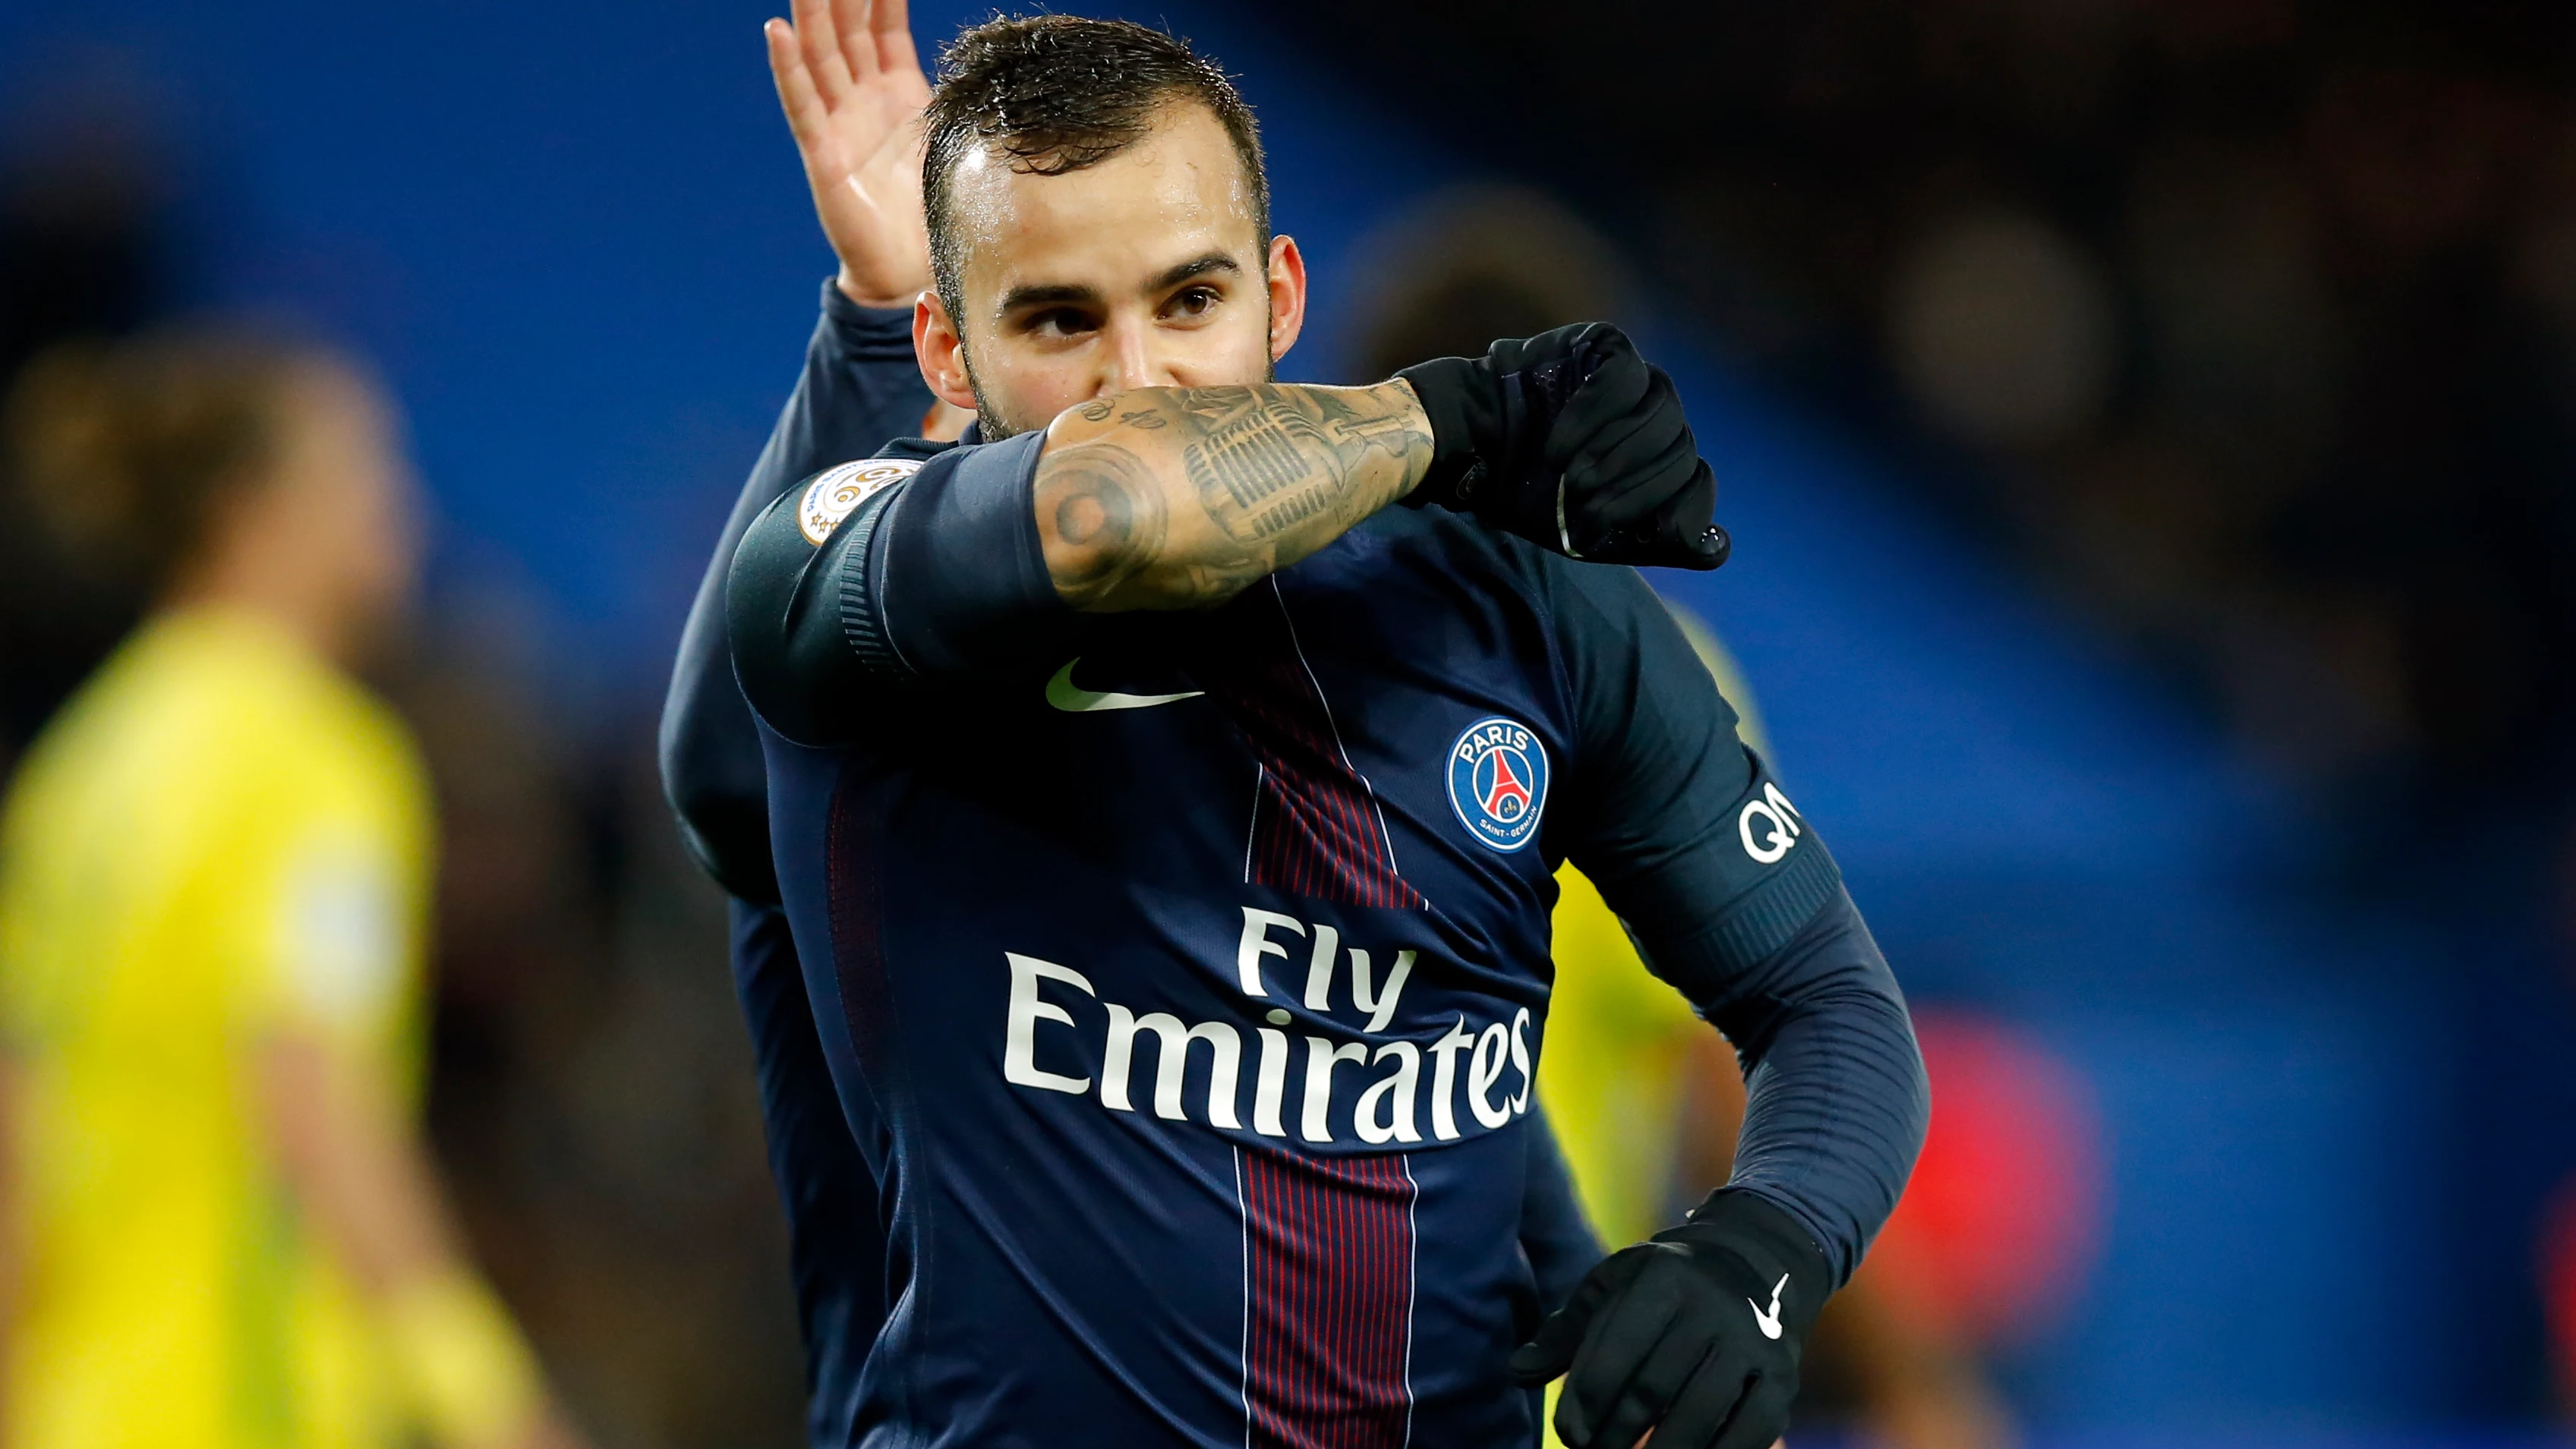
1034, 380, 1434, 613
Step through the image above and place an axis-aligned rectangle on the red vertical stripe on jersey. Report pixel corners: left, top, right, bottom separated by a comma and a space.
1190, 584, 1424, 909
1240, 1147, 1416, 1449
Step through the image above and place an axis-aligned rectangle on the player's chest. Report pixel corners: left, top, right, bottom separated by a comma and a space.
887, 579, 1572, 931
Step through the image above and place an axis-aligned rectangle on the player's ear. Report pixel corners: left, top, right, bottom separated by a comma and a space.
914, 293, 981, 412
1266, 234, 1307, 365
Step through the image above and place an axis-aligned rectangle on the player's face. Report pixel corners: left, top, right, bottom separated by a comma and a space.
256, 367, 421, 660
916, 102, 1307, 439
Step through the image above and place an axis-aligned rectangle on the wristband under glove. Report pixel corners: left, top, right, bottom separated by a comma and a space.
1395, 322, 1730, 571
1511, 1188, 1830, 1449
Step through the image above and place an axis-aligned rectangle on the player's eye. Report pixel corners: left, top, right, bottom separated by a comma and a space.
1164, 285, 1221, 320
1023, 307, 1099, 339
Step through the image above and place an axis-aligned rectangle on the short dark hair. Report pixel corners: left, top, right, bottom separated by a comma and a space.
3, 327, 339, 594
922, 15, 1269, 323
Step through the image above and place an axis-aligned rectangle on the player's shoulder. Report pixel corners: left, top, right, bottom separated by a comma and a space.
874, 433, 957, 463
2, 613, 424, 921
136, 613, 422, 832
771, 430, 1039, 551
26, 613, 288, 793
771, 436, 952, 544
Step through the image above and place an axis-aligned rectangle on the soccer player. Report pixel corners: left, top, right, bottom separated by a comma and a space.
663, 5, 1605, 1442
0, 333, 585, 1449
720, 14, 1928, 1449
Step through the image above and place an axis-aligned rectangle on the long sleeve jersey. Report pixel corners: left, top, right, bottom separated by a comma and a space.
724, 413, 1928, 1447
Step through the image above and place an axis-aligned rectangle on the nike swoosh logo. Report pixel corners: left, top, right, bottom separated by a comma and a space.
1748, 1273, 1787, 1341
1045, 658, 1204, 713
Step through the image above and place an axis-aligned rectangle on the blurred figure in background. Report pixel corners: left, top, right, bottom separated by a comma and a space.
0, 116, 176, 781
0, 332, 586, 1449
1348, 187, 2018, 1449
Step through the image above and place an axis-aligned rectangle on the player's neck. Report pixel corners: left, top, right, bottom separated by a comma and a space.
159, 551, 353, 669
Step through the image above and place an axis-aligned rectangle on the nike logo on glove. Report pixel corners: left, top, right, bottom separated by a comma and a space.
1748, 1273, 1788, 1340
1045, 658, 1203, 713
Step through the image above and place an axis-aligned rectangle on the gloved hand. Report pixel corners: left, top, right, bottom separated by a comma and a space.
1510, 1190, 1828, 1449
1395, 323, 1729, 570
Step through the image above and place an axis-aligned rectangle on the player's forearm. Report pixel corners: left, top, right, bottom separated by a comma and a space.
257, 1032, 453, 1291
1033, 380, 1433, 612
258, 1034, 568, 1447
1660, 891, 1926, 1285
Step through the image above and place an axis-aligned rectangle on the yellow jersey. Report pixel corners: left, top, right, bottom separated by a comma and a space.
0, 608, 432, 1449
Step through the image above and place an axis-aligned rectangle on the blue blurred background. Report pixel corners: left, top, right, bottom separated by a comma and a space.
7, 0, 2576, 1443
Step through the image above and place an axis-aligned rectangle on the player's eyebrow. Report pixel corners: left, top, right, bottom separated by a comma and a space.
1146, 253, 1241, 293
996, 281, 1105, 315
996, 254, 1244, 318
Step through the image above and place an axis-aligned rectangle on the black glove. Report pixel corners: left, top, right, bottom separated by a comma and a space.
1395, 322, 1729, 570
1510, 1189, 1829, 1449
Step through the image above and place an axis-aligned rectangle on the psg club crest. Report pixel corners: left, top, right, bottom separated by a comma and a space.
797, 457, 922, 546
1447, 717, 1550, 852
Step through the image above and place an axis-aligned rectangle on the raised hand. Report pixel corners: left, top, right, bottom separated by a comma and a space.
765, 0, 935, 307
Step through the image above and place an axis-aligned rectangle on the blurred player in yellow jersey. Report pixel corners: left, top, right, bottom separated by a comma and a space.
0, 332, 588, 1449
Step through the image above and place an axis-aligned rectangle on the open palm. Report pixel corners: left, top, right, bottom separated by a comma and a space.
766, 0, 934, 307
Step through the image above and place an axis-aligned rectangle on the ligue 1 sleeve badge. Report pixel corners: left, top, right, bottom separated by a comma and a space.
797, 457, 922, 546
1448, 717, 1550, 852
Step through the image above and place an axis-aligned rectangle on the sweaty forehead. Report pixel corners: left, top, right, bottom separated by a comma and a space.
947, 104, 1261, 317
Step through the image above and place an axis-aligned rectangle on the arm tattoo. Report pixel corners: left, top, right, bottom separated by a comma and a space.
1165, 386, 1430, 543
1032, 442, 1172, 609
1036, 380, 1433, 611
1185, 398, 1337, 541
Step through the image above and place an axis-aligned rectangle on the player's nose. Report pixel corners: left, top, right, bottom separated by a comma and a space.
1099, 320, 1172, 396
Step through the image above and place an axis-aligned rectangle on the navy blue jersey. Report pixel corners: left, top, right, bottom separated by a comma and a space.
732, 898, 885, 1440
660, 291, 1612, 1447
727, 425, 1925, 1447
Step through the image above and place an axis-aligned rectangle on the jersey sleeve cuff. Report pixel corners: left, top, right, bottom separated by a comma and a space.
820, 278, 922, 363
1666, 1186, 1840, 1304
